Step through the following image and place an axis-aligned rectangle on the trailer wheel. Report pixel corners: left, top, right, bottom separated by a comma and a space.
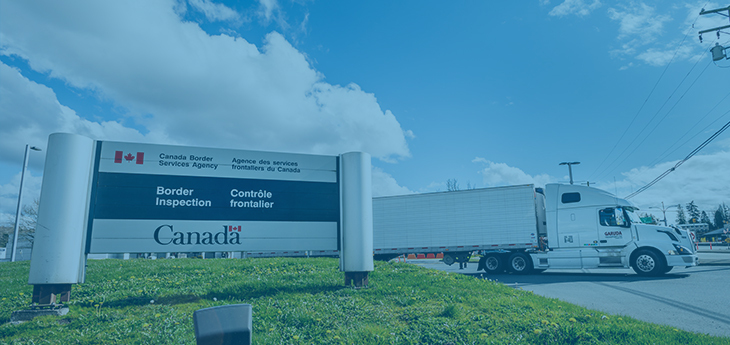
631, 249, 666, 276
479, 254, 504, 273
507, 253, 533, 274
443, 254, 455, 266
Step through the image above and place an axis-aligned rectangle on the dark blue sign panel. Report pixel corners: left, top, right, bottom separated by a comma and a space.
92, 173, 339, 222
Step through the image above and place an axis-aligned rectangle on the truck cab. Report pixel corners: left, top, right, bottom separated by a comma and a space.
529, 184, 698, 275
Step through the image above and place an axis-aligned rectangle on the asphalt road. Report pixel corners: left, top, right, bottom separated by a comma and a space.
409, 252, 730, 338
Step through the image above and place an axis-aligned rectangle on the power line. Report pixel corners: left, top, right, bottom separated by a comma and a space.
616, 60, 712, 169
647, 90, 730, 167
625, 116, 730, 199
592, 53, 711, 182
588, 8, 707, 181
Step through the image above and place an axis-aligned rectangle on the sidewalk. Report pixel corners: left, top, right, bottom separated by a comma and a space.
697, 251, 730, 266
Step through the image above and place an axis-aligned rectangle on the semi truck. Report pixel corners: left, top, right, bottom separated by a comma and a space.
373, 184, 698, 276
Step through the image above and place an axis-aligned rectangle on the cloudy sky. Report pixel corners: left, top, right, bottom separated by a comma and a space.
1, 0, 729, 225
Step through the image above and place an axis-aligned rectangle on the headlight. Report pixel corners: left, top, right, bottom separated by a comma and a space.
672, 244, 692, 255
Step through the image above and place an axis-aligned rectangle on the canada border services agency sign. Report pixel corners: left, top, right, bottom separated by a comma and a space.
86, 140, 340, 254
28, 133, 372, 286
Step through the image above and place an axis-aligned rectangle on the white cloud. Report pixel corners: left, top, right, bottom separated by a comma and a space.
549, 0, 601, 17
547, 2, 720, 68
0, 0, 411, 163
258, 0, 281, 24
618, 62, 634, 70
635, 45, 694, 66
420, 181, 446, 193
0, 62, 157, 169
608, 3, 669, 40
604, 2, 715, 67
0, 62, 164, 217
187, 0, 240, 22
472, 158, 555, 187
372, 167, 412, 197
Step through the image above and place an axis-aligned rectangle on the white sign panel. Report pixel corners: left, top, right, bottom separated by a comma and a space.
98, 141, 337, 182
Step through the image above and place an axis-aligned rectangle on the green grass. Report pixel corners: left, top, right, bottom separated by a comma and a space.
1, 258, 728, 344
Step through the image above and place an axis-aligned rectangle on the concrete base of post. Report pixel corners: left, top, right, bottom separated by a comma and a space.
11, 284, 73, 323
10, 307, 69, 324
344, 272, 369, 288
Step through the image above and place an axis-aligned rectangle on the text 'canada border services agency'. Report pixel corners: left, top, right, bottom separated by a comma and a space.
159, 153, 218, 170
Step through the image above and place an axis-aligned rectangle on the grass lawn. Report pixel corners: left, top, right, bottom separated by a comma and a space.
1, 257, 727, 344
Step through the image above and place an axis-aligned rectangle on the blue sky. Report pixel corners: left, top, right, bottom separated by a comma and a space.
1, 0, 729, 224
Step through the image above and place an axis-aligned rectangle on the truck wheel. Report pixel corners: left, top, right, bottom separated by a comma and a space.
507, 253, 533, 274
443, 254, 455, 266
631, 249, 666, 276
480, 254, 504, 273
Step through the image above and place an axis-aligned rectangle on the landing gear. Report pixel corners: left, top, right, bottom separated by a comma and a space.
443, 252, 471, 269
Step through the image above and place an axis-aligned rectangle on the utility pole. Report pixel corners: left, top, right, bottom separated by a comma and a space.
559, 162, 580, 185
698, 5, 730, 61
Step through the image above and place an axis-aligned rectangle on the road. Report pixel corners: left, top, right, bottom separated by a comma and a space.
409, 252, 730, 338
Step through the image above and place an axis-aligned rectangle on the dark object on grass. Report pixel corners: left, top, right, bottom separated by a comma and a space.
193, 304, 252, 345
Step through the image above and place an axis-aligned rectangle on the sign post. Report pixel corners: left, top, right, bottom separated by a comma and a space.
339, 152, 373, 287
22, 133, 373, 315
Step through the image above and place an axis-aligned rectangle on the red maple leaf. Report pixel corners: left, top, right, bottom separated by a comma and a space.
124, 153, 135, 161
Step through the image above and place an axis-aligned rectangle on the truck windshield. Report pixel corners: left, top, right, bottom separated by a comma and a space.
621, 207, 642, 225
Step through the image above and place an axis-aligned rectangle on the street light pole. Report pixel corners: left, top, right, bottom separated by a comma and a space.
648, 202, 680, 227
559, 162, 580, 185
11, 144, 42, 262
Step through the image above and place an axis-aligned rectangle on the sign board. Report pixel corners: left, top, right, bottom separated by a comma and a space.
29, 133, 372, 287
86, 141, 340, 254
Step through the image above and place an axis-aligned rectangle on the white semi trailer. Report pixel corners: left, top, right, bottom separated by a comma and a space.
373, 184, 698, 276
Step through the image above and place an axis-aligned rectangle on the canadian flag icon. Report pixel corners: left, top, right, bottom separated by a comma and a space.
114, 151, 144, 164
227, 225, 241, 232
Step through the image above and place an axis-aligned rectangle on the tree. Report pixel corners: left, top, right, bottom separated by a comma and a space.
676, 204, 687, 225
700, 211, 712, 227
1, 199, 39, 248
686, 201, 701, 224
446, 179, 460, 192
0, 225, 11, 247
715, 205, 726, 230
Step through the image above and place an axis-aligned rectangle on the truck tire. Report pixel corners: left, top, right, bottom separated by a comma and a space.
479, 254, 504, 273
631, 249, 666, 276
507, 253, 533, 274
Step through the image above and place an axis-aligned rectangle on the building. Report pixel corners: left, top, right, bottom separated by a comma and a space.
699, 228, 730, 242
678, 223, 710, 235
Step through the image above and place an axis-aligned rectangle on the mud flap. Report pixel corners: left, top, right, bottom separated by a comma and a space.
477, 256, 487, 271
